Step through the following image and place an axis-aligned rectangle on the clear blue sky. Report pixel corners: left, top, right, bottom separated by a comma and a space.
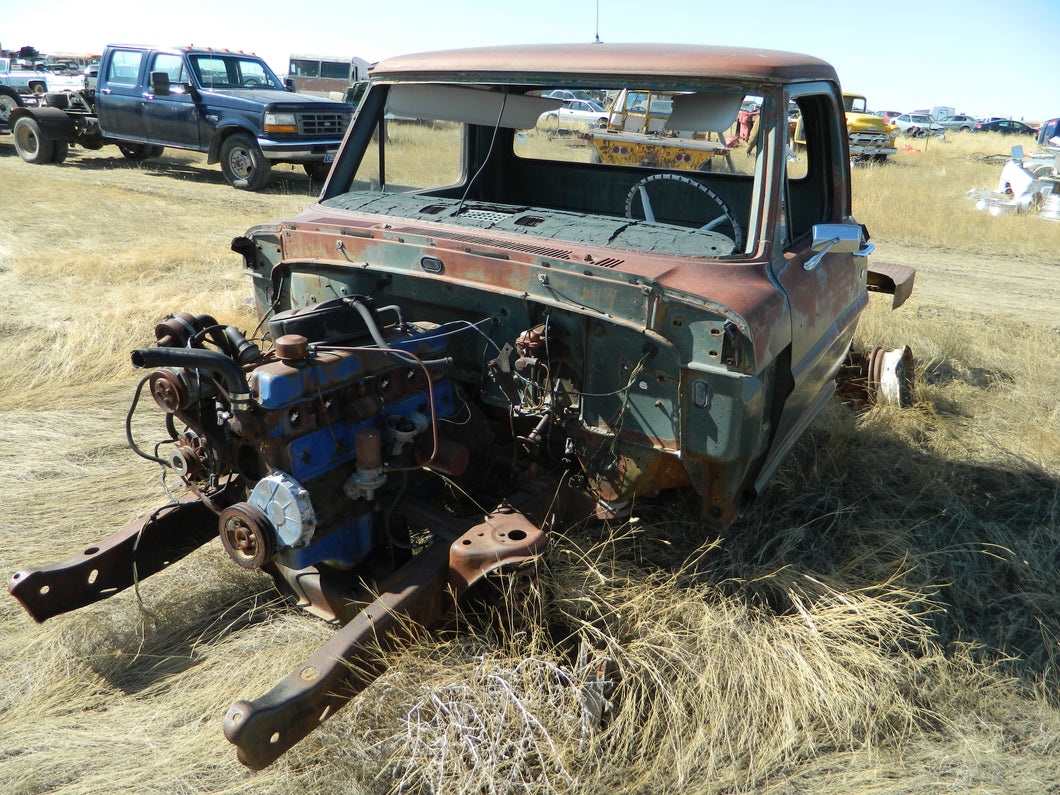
4, 0, 1058, 120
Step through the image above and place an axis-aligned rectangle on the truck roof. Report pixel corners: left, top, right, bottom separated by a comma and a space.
372, 43, 837, 84
104, 44, 263, 57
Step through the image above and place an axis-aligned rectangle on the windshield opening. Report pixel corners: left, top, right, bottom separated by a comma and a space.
323, 82, 772, 259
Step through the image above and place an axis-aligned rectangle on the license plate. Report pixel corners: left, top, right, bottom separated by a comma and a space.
324, 151, 336, 163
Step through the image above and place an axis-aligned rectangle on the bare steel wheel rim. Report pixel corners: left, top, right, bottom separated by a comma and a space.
229, 146, 255, 179
14, 124, 39, 157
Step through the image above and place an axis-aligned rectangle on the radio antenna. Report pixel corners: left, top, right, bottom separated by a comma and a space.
595, 0, 601, 42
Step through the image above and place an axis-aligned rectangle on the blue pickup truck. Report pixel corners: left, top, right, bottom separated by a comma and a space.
8, 44, 354, 189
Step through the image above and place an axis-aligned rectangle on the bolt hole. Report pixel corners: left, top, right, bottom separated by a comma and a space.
87, 569, 98, 585
84, 547, 99, 556
507, 529, 528, 541
269, 732, 281, 745
39, 585, 50, 595
462, 539, 472, 545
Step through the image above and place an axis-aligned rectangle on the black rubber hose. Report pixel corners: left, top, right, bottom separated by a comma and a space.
224, 326, 263, 365
130, 346, 250, 400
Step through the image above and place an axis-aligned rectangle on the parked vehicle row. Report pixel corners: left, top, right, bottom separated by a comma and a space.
872, 108, 1040, 137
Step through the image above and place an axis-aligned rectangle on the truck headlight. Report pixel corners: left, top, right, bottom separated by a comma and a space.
889, 128, 899, 138
264, 112, 297, 133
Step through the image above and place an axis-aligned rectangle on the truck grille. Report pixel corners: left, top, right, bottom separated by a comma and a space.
850, 132, 889, 146
296, 112, 351, 137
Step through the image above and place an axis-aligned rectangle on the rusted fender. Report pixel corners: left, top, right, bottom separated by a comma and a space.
223, 504, 546, 770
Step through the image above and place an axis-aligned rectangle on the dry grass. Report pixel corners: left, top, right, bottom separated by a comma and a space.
851, 130, 1060, 258
1, 131, 1059, 794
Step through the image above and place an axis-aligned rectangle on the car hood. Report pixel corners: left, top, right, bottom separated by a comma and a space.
846, 111, 893, 131
196, 87, 352, 111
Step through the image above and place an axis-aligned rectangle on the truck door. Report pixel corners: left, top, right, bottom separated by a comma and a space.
95, 48, 147, 138
769, 86, 868, 443
141, 52, 202, 147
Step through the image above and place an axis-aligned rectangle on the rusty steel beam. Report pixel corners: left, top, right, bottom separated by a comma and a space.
8, 493, 221, 623
223, 504, 546, 769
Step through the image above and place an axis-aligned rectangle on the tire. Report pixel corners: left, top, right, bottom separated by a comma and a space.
0, 86, 23, 128
220, 132, 271, 190
303, 162, 331, 183
51, 141, 69, 164
118, 143, 164, 161
12, 115, 55, 164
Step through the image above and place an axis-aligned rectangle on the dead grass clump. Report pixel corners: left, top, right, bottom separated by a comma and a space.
356, 522, 1012, 795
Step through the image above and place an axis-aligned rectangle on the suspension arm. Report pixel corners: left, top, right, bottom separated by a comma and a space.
223, 503, 546, 769
8, 492, 222, 623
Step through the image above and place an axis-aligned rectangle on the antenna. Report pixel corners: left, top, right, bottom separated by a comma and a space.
595, 0, 601, 43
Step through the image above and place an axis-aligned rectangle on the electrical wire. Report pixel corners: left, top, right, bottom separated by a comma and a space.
126, 374, 171, 466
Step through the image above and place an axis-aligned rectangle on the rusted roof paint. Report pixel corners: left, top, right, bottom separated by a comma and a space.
373, 43, 838, 85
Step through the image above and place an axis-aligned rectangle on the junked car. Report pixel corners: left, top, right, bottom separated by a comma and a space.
538, 97, 609, 129
972, 119, 1039, 136
9, 42, 915, 769
937, 114, 977, 132
893, 113, 944, 137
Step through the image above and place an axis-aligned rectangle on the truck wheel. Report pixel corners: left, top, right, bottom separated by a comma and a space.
220, 133, 272, 190
118, 143, 164, 161
0, 86, 23, 127
51, 141, 69, 164
12, 116, 56, 164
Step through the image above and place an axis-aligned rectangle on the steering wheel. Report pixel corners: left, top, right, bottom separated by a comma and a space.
624, 173, 744, 250
243, 78, 261, 87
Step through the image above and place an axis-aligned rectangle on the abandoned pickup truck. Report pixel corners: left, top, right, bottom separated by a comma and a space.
9, 43, 915, 768
8, 44, 354, 189
0, 57, 49, 95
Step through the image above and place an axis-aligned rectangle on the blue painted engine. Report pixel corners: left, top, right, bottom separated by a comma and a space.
128, 296, 463, 612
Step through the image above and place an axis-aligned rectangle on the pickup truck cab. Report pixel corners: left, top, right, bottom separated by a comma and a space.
10, 43, 916, 770
9, 44, 354, 189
